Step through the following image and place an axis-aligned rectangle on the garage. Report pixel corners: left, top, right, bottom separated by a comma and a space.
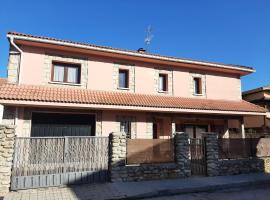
31, 112, 96, 137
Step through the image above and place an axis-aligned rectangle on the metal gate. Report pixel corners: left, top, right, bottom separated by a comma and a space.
189, 138, 207, 176
11, 136, 109, 190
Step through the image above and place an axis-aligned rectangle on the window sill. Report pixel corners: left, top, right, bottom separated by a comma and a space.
193, 93, 203, 96
48, 81, 82, 86
118, 87, 130, 91
158, 90, 168, 94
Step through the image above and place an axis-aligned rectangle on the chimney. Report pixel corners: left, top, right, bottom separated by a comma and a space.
137, 48, 146, 53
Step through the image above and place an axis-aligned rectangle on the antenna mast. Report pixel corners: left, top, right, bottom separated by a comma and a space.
144, 25, 154, 51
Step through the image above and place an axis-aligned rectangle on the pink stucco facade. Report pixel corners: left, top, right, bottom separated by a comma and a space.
19, 46, 242, 101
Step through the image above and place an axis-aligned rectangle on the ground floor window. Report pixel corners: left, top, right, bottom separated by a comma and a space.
118, 116, 135, 139
31, 112, 96, 137
120, 120, 132, 139
176, 124, 208, 138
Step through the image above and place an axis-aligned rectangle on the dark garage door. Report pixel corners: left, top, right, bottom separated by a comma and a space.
31, 112, 96, 137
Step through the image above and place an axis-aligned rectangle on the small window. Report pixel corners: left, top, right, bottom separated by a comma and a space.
120, 120, 131, 139
119, 69, 129, 89
193, 77, 202, 95
52, 62, 81, 84
159, 74, 168, 92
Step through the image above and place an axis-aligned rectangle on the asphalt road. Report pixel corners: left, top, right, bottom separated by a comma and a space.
146, 184, 270, 200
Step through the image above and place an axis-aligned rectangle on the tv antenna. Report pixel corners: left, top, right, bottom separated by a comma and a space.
144, 25, 154, 51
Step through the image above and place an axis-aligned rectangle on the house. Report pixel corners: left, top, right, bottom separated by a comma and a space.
0, 32, 266, 139
242, 86, 270, 137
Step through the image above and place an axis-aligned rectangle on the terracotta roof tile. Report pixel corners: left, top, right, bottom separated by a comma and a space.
0, 83, 265, 113
0, 78, 7, 85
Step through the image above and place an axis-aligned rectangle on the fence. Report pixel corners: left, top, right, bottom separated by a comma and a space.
218, 138, 270, 159
126, 139, 175, 164
11, 136, 109, 190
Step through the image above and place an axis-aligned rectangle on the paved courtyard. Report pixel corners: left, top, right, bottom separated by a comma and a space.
4, 183, 126, 200
147, 184, 270, 200
4, 183, 270, 200
4, 173, 270, 200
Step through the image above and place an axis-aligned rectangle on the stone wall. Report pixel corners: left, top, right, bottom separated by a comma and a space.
0, 125, 15, 195
219, 158, 265, 175
109, 132, 190, 182
205, 132, 270, 176
111, 163, 182, 182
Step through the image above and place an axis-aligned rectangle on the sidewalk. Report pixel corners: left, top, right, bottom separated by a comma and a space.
5, 173, 270, 200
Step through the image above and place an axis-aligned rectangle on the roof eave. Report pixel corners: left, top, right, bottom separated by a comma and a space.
243, 86, 270, 96
0, 99, 266, 116
7, 33, 255, 76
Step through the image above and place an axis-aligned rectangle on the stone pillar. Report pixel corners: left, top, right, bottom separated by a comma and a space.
0, 125, 16, 195
204, 133, 219, 176
175, 132, 191, 177
109, 132, 127, 182
0, 105, 3, 124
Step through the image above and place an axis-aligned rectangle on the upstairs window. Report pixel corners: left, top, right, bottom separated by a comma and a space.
52, 62, 81, 84
119, 69, 129, 89
159, 74, 168, 92
193, 77, 202, 95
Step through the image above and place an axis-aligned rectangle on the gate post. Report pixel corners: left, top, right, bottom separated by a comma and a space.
203, 132, 219, 176
0, 125, 16, 196
175, 132, 191, 177
109, 132, 126, 182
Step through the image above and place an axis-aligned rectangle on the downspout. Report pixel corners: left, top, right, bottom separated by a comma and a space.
8, 36, 23, 84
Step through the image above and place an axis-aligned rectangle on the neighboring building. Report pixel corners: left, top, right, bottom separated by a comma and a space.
243, 86, 270, 136
0, 32, 266, 139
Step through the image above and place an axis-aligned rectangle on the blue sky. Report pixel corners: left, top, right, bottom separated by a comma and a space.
0, 0, 269, 91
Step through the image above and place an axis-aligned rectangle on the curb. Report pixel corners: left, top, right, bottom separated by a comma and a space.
108, 179, 270, 200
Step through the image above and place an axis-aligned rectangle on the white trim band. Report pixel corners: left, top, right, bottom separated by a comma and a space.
0, 100, 266, 116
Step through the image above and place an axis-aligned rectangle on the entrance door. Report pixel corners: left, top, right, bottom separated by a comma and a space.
184, 125, 208, 138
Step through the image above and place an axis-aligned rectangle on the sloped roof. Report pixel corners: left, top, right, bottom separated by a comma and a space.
0, 83, 265, 113
7, 32, 254, 74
